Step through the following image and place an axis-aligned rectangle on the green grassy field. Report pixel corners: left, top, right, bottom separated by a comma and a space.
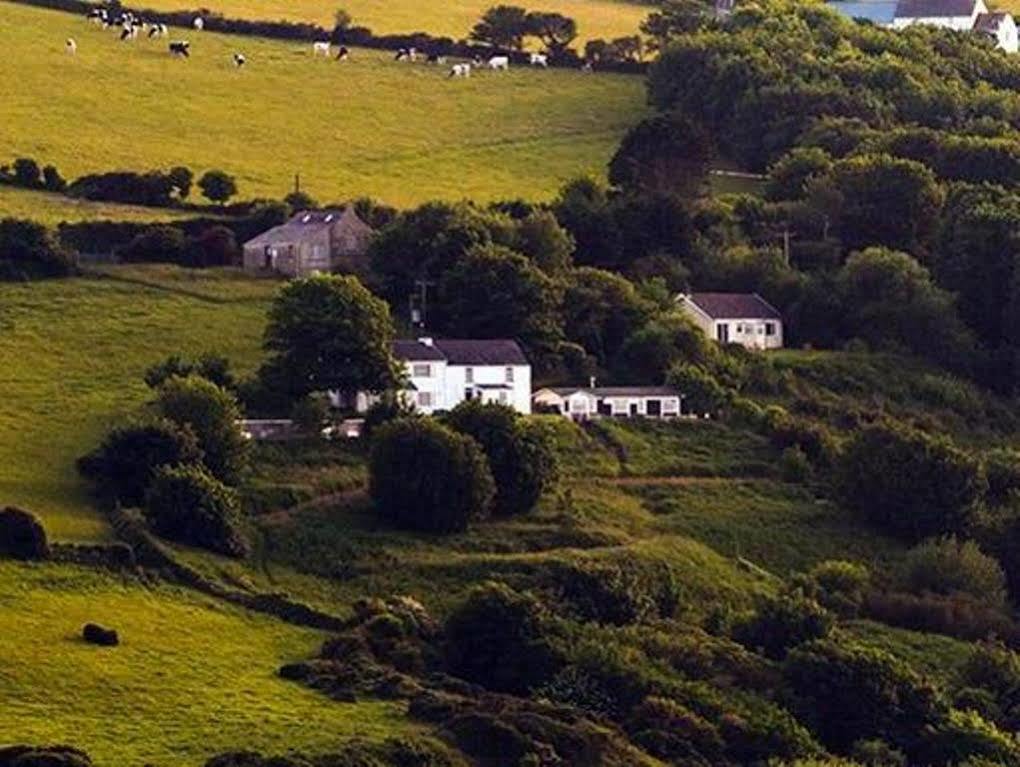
0, 561, 407, 765
0, 186, 198, 225
0, 2, 646, 207
135, 0, 649, 44
0, 266, 277, 541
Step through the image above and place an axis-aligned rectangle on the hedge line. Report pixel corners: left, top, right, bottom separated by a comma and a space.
8, 0, 647, 74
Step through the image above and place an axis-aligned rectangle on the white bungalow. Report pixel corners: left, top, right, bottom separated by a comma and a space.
532, 385, 684, 421
678, 293, 784, 350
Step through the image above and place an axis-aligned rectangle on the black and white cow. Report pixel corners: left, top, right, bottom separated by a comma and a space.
336, 46, 349, 61
233, 52, 246, 67
169, 40, 190, 57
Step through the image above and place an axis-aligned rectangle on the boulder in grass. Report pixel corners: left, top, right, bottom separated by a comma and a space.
82, 623, 119, 647
0, 507, 49, 560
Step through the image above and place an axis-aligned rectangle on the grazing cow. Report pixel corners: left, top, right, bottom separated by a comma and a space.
148, 23, 168, 38
530, 53, 548, 67
336, 46, 349, 61
87, 8, 106, 24
488, 55, 509, 71
193, 16, 204, 31
233, 53, 246, 67
66, 38, 77, 54
313, 40, 331, 56
395, 47, 418, 62
169, 40, 190, 57
119, 24, 135, 41
472, 54, 483, 66
449, 63, 471, 78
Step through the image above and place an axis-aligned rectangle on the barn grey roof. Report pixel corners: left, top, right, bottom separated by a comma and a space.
894, 0, 979, 18
543, 386, 681, 398
686, 293, 782, 321
243, 206, 372, 248
394, 338, 529, 366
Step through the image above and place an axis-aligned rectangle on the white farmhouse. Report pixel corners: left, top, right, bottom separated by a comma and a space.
678, 293, 784, 350
376, 338, 532, 415
533, 385, 684, 421
890, 0, 988, 30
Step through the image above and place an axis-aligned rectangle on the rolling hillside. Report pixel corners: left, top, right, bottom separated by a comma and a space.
0, 1, 646, 207
0, 266, 275, 541
0, 185, 200, 225
132, 0, 650, 44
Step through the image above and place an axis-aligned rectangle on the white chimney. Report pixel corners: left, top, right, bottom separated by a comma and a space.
419, 337, 434, 347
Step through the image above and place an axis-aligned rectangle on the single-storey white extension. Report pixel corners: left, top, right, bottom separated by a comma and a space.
533, 386, 684, 421
678, 292, 784, 350
354, 338, 532, 415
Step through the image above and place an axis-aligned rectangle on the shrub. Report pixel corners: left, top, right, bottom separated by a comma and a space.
77, 419, 202, 506
115, 225, 189, 264
42, 165, 66, 192
780, 446, 812, 483
627, 696, 725, 763
985, 449, 1020, 507
732, 593, 834, 660
369, 418, 494, 534
82, 623, 119, 647
667, 363, 727, 416
960, 641, 1020, 701
187, 226, 240, 267
763, 406, 838, 468
0, 218, 75, 281
12, 157, 42, 188
899, 536, 1007, 608
850, 739, 906, 766
0, 746, 93, 767
145, 464, 248, 556
0, 507, 49, 560
198, 170, 238, 205
838, 421, 985, 542
153, 375, 250, 485
533, 666, 615, 717
290, 393, 330, 435
68, 170, 176, 207
795, 560, 870, 617
361, 394, 417, 443
916, 708, 1020, 766
862, 590, 1020, 644
546, 557, 680, 625
443, 400, 556, 517
444, 581, 562, 694
783, 639, 946, 753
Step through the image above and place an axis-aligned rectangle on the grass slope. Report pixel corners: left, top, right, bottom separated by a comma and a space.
133, 0, 649, 44
1, 2, 645, 206
0, 266, 276, 541
0, 186, 198, 225
0, 561, 406, 765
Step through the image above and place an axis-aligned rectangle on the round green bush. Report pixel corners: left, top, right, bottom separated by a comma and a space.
145, 464, 248, 557
369, 418, 494, 534
0, 507, 49, 561
899, 536, 1007, 608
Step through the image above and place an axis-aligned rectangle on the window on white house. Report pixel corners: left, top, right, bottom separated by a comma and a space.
505, 366, 514, 383
412, 364, 431, 377
736, 324, 744, 333
418, 392, 433, 408
465, 367, 474, 383
765, 323, 776, 336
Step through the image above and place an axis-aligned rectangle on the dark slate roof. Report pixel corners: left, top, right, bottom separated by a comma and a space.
433, 339, 529, 366
393, 340, 446, 361
974, 11, 1009, 31
687, 293, 782, 321
393, 338, 529, 365
544, 386, 680, 398
894, 0, 979, 18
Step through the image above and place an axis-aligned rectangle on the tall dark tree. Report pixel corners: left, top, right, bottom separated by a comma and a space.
198, 170, 238, 205
261, 274, 399, 400
609, 114, 714, 198
471, 5, 529, 50
525, 11, 578, 55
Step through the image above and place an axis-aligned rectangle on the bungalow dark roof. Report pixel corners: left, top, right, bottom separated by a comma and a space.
686, 293, 782, 321
393, 338, 529, 366
894, 0, 979, 18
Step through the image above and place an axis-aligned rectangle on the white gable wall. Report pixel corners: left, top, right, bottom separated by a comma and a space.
891, 0, 987, 28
